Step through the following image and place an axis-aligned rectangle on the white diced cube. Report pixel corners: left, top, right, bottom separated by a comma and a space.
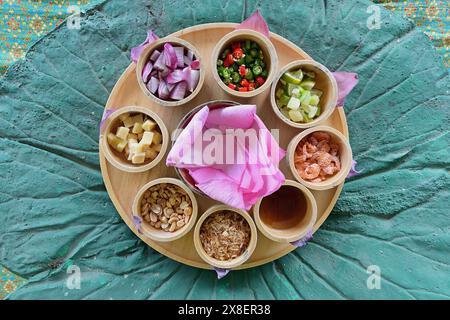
140, 131, 154, 146
122, 116, 134, 128
287, 97, 300, 110
142, 119, 157, 131
132, 152, 146, 164
132, 122, 143, 134
116, 126, 130, 140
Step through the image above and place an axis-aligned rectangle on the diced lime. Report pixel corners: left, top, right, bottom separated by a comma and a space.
308, 106, 318, 118
301, 110, 312, 122
286, 83, 301, 95
287, 97, 301, 110
316, 106, 321, 116
309, 95, 320, 106
300, 91, 311, 106
278, 95, 290, 107
288, 110, 304, 122
282, 72, 302, 84
290, 69, 304, 82
300, 79, 316, 90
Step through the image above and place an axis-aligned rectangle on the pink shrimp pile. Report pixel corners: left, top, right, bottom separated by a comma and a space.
294, 132, 341, 183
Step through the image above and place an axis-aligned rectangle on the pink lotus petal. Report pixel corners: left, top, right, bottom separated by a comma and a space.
130, 30, 159, 63
166, 104, 286, 210
332, 72, 359, 106
235, 10, 270, 38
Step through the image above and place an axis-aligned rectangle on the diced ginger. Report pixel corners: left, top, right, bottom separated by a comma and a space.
152, 131, 162, 145
122, 116, 134, 128
127, 133, 138, 140
145, 147, 158, 160
130, 114, 143, 125
140, 131, 154, 146
116, 126, 129, 140
132, 122, 143, 134
142, 119, 157, 131
107, 133, 126, 152
132, 152, 146, 164
137, 132, 144, 140
119, 113, 130, 122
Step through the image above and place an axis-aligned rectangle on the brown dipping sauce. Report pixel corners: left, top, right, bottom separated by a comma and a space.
259, 186, 307, 229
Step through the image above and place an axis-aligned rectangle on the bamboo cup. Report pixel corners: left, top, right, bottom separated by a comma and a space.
211, 29, 278, 98
136, 37, 205, 107
193, 205, 257, 269
100, 106, 169, 173
132, 178, 198, 242
287, 126, 353, 190
253, 180, 317, 243
270, 60, 338, 129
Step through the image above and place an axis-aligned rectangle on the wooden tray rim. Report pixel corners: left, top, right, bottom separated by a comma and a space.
99, 22, 348, 270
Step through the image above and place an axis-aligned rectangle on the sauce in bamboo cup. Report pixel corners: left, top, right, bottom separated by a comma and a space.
270, 60, 338, 129
211, 29, 278, 98
136, 37, 205, 107
132, 178, 198, 242
253, 180, 317, 243
194, 205, 257, 269
287, 125, 353, 190
100, 106, 169, 173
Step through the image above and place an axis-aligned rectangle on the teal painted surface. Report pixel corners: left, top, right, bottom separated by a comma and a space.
0, 0, 449, 299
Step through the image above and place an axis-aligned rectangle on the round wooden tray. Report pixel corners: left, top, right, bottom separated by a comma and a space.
99, 23, 348, 270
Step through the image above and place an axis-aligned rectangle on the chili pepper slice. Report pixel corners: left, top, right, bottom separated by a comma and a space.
228, 83, 237, 90
233, 48, 244, 59
239, 65, 246, 76
223, 53, 234, 67
238, 87, 248, 92
256, 76, 265, 86
248, 82, 256, 91
252, 65, 262, 76
240, 79, 250, 87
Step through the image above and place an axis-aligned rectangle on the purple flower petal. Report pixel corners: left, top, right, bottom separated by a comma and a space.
214, 267, 230, 279
290, 229, 313, 247
130, 30, 159, 63
332, 72, 359, 107
235, 10, 270, 38
132, 215, 143, 234
99, 108, 116, 134
347, 159, 362, 179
